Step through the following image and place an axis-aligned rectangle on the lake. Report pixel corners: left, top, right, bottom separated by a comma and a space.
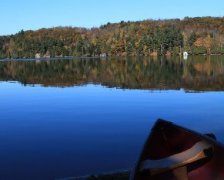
0, 56, 224, 180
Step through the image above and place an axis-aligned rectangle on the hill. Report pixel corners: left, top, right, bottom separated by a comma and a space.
1, 17, 224, 58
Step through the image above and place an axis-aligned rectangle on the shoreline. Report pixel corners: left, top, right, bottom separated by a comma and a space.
0, 56, 100, 62
1, 54, 224, 62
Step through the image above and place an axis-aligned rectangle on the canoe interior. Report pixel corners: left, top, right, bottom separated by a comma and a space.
131, 119, 224, 180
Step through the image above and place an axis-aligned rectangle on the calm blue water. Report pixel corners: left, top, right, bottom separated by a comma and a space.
1, 81, 224, 179
1, 57, 224, 179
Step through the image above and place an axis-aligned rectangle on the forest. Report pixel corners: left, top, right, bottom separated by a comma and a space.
1, 17, 224, 58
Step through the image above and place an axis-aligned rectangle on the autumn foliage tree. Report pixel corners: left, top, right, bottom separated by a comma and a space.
0, 17, 224, 58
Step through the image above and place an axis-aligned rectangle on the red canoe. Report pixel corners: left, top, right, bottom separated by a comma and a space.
130, 119, 224, 180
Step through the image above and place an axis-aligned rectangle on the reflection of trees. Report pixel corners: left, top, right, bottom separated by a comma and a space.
0, 57, 224, 91
181, 56, 224, 90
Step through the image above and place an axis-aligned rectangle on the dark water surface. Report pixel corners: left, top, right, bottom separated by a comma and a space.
0, 56, 224, 179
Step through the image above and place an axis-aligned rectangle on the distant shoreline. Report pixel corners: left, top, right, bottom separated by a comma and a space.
0, 56, 100, 62
1, 54, 224, 62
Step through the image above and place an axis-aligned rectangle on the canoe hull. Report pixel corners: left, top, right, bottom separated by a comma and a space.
130, 119, 224, 180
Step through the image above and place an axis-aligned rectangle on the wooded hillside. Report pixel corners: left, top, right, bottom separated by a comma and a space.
1, 17, 224, 58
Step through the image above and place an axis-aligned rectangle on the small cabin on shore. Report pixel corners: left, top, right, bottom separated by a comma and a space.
35, 53, 41, 59
183, 51, 188, 60
100, 53, 107, 58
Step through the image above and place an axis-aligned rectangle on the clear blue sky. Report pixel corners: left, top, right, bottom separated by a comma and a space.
0, 0, 224, 35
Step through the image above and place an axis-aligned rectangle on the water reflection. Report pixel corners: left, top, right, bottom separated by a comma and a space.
1, 56, 224, 91
1, 57, 224, 179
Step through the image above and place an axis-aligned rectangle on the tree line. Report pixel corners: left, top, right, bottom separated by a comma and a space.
1, 17, 224, 58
